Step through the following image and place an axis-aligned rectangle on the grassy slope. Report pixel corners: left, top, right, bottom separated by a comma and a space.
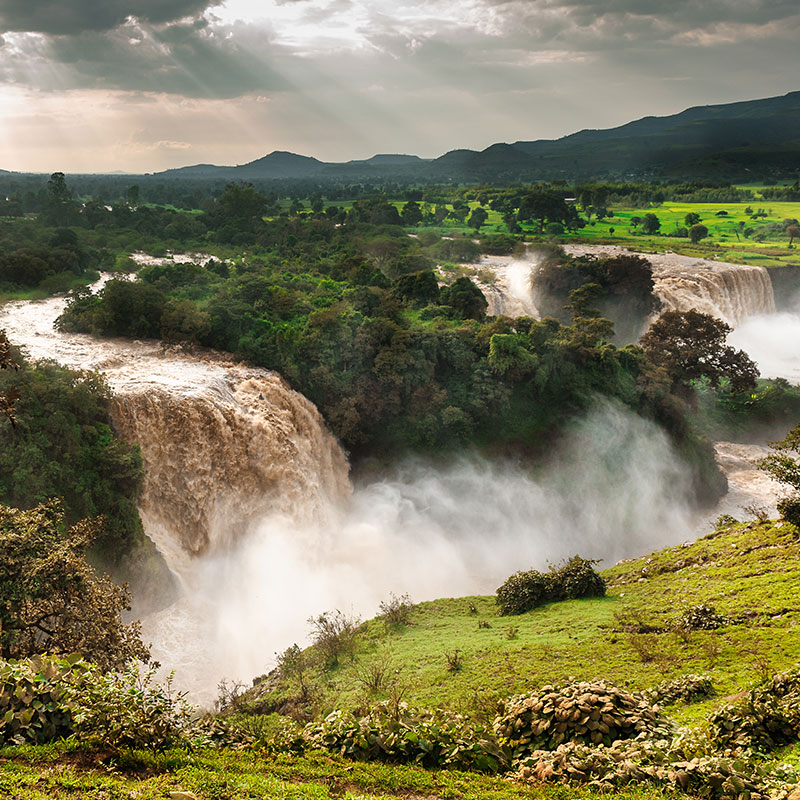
253, 518, 800, 730
3, 521, 800, 798
0, 744, 670, 800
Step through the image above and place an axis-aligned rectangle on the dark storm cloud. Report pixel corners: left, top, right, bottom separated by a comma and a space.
0, 0, 215, 35
1, 18, 289, 98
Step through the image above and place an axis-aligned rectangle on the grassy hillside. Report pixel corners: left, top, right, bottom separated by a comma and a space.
245, 517, 800, 727
3, 517, 800, 798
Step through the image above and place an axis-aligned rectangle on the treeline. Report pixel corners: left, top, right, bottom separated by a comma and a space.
0, 172, 759, 217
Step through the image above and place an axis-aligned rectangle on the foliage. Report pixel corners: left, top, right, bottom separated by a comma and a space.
758, 423, 800, 526
0, 501, 149, 668
305, 703, 507, 772
646, 675, 715, 705
71, 663, 192, 751
641, 310, 759, 395
494, 681, 670, 759
677, 604, 728, 632
378, 593, 415, 627
0, 654, 89, 745
308, 610, 361, 668
708, 669, 800, 752
496, 556, 606, 616
0, 357, 145, 562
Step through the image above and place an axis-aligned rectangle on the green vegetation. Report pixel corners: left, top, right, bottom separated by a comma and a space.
0, 355, 147, 565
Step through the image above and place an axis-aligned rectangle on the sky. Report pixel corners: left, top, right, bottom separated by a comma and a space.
0, 0, 798, 173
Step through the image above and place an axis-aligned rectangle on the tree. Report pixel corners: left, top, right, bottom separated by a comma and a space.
684, 212, 701, 226
641, 310, 758, 396
787, 223, 800, 248
641, 213, 661, 235
689, 224, 709, 244
440, 277, 488, 320
757, 425, 800, 525
517, 191, 579, 233
42, 172, 80, 227
0, 329, 19, 427
467, 206, 488, 231
0, 501, 148, 669
401, 201, 423, 227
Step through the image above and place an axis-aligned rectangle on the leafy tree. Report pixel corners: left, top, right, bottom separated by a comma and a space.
689, 224, 709, 244
517, 191, 579, 233
42, 172, 78, 227
0, 329, 19, 427
440, 277, 488, 320
758, 425, 800, 525
0, 501, 148, 669
684, 212, 701, 226
641, 310, 758, 396
641, 213, 661, 235
787, 223, 800, 248
467, 206, 488, 231
401, 201, 423, 227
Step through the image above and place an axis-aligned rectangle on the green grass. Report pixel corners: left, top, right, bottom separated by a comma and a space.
3, 520, 800, 797
251, 519, 800, 727
0, 742, 673, 799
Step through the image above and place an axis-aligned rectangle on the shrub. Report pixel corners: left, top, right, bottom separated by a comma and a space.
0, 654, 89, 745
72, 663, 192, 751
496, 556, 605, 615
494, 680, 670, 760
678, 604, 728, 632
708, 669, 800, 752
555, 556, 606, 600
496, 569, 555, 615
308, 609, 361, 667
304, 703, 507, 772
777, 494, 800, 527
378, 593, 414, 627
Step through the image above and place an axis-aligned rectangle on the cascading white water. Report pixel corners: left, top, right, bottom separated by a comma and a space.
0, 272, 787, 702
562, 245, 776, 328
471, 255, 541, 318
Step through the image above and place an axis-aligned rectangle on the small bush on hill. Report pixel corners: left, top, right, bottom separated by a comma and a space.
708, 669, 800, 752
646, 674, 715, 705
496, 555, 606, 615
678, 604, 728, 632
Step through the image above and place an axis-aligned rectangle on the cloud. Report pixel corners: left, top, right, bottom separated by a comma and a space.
0, 0, 217, 35
1, 18, 289, 98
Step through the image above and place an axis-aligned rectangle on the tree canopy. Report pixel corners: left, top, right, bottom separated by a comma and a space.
0, 501, 148, 669
641, 310, 758, 395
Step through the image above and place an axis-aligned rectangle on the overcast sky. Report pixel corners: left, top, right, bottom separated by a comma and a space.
0, 0, 797, 173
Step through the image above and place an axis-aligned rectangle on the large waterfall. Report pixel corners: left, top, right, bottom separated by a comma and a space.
474, 245, 777, 329
0, 269, 786, 702
0, 282, 351, 571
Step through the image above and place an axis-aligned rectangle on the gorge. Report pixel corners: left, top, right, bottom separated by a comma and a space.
0, 248, 790, 702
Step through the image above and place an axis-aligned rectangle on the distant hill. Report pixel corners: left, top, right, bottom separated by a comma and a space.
147, 91, 800, 183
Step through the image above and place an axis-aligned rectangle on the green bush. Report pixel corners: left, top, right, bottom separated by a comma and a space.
496, 556, 605, 615
646, 674, 715, 705
678, 604, 728, 631
72, 663, 192, 751
708, 670, 800, 752
777, 494, 800, 528
495, 569, 555, 615
305, 702, 507, 772
0, 654, 89, 745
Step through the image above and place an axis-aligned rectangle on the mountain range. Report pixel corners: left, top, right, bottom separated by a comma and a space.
154, 90, 800, 183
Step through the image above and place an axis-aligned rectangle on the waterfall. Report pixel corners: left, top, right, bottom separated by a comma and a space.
0, 282, 351, 577
0, 269, 786, 702
472, 255, 541, 318
561, 245, 776, 328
